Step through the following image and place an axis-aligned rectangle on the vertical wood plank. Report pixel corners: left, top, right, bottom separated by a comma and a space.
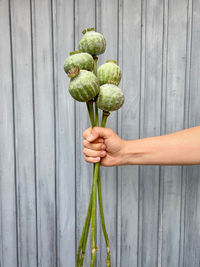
74, 0, 96, 265
31, 0, 56, 266
98, 0, 118, 265
184, 0, 200, 266
161, 0, 188, 267
0, 0, 17, 266
139, 1, 163, 266
9, 0, 37, 265
52, 0, 76, 266
117, 0, 141, 266
179, 0, 193, 265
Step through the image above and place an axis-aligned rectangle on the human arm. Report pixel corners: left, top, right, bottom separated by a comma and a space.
82, 126, 200, 166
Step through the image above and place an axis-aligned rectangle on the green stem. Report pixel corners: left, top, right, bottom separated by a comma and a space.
93, 56, 98, 76
79, 57, 111, 267
97, 170, 111, 267
87, 101, 95, 127
101, 111, 110, 128
79, 100, 98, 266
98, 110, 111, 267
76, 102, 95, 266
89, 55, 99, 267
95, 102, 99, 126
93, 56, 99, 126
79, 190, 93, 266
76, 190, 93, 267
90, 162, 100, 267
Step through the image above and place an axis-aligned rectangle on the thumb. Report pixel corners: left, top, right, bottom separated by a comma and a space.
86, 127, 112, 142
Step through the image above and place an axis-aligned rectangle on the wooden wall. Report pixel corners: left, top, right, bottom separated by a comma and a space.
1, 0, 200, 266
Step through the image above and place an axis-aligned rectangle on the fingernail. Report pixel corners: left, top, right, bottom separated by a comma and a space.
100, 151, 106, 157
94, 157, 100, 162
98, 138, 104, 143
87, 134, 93, 141
101, 144, 106, 149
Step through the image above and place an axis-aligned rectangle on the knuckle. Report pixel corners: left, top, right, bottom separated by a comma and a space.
96, 144, 102, 150
107, 128, 113, 135
92, 143, 100, 150
94, 157, 100, 162
83, 140, 87, 147
97, 151, 102, 157
82, 128, 91, 138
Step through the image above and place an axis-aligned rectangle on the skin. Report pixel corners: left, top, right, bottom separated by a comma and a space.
82, 126, 200, 166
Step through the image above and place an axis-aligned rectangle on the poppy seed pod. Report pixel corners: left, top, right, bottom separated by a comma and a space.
69, 70, 99, 102
97, 60, 122, 86
64, 50, 94, 77
78, 28, 106, 56
96, 84, 124, 111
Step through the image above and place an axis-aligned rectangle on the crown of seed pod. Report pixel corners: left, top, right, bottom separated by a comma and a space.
97, 60, 122, 86
78, 28, 106, 56
64, 50, 94, 77
96, 84, 124, 111
69, 69, 99, 102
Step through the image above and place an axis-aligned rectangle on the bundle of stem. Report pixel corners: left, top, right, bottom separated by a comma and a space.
76, 57, 111, 267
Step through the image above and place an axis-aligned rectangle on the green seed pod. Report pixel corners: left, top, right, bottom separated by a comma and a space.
97, 60, 122, 86
78, 28, 106, 56
69, 70, 99, 102
64, 50, 94, 77
96, 84, 124, 111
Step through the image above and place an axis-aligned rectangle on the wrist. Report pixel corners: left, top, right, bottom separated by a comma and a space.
120, 139, 147, 165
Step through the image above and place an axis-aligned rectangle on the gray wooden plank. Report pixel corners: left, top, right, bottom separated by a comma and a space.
31, 0, 56, 266
179, 0, 193, 265
161, 1, 188, 267
0, 0, 17, 266
51, 0, 76, 266
184, 0, 200, 265
117, 0, 141, 266
74, 0, 96, 265
184, 168, 200, 267
158, 0, 169, 265
138, 1, 164, 267
9, 0, 37, 266
98, 0, 119, 266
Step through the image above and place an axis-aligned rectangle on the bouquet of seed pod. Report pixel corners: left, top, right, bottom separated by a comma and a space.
64, 28, 124, 267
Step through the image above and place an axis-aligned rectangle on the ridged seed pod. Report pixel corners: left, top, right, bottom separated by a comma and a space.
78, 28, 106, 56
97, 60, 122, 86
69, 70, 99, 102
64, 50, 94, 77
96, 84, 124, 111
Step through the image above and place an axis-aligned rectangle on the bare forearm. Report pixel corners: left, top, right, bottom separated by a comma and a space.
121, 126, 200, 165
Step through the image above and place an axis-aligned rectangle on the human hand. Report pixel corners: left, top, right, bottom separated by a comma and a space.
82, 127, 126, 166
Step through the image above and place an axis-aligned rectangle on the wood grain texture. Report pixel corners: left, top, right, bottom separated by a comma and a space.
10, 0, 37, 266
52, 0, 76, 266
184, 0, 200, 266
0, 0, 17, 266
139, 1, 163, 266
118, 0, 141, 266
31, 0, 56, 266
161, 1, 188, 267
1, 0, 200, 266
